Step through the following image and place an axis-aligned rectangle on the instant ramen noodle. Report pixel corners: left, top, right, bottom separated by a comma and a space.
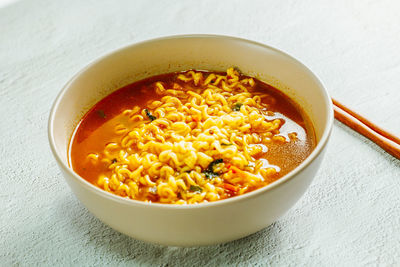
69, 68, 315, 204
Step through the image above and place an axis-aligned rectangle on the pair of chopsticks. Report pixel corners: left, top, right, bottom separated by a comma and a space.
332, 98, 400, 160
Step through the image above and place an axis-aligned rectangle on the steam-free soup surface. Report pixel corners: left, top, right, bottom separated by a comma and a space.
69, 68, 315, 204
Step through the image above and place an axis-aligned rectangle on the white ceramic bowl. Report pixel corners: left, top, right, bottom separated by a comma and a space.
48, 35, 333, 246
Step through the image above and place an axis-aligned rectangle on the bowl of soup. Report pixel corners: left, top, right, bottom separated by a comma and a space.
48, 35, 333, 246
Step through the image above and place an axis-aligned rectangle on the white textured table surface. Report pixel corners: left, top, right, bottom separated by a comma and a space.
1, 0, 400, 266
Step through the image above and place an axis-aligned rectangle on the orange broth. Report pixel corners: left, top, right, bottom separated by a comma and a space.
69, 70, 316, 202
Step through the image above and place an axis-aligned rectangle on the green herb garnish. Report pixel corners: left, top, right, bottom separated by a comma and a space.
144, 109, 156, 121
232, 102, 243, 111
209, 158, 223, 168
221, 143, 232, 146
202, 158, 224, 179
190, 185, 203, 192
96, 110, 106, 118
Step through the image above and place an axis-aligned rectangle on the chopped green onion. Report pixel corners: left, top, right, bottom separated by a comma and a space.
96, 110, 106, 118
232, 103, 243, 111
190, 185, 202, 192
221, 143, 232, 146
144, 109, 156, 121
202, 158, 224, 179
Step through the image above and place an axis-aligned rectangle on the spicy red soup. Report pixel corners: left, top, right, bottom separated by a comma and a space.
69, 68, 315, 204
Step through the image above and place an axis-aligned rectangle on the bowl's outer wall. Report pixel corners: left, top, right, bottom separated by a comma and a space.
61, 147, 326, 246
50, 35, 332, 246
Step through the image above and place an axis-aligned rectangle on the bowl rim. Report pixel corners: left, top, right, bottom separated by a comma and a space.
48, 34, 334, 210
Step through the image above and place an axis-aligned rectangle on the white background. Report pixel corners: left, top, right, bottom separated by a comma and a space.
1, 0, 400, 265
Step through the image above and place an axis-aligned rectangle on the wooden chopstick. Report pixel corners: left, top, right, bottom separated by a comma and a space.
332, 98, 400, 160
332, 98, 400, 145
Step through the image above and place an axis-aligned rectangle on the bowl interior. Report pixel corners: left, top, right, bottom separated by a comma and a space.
50, 35, 332, 181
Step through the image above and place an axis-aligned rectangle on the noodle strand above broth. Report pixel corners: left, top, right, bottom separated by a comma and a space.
69, 68, 315, 204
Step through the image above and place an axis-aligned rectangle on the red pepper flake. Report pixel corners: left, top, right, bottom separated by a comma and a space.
223, 183, 238, 192
96, 110, 106, 119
